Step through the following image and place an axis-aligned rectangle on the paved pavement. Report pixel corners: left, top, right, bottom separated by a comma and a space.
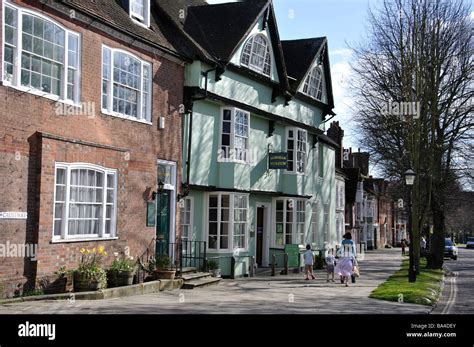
0, 248, 431, 314
433, 247, 474, 314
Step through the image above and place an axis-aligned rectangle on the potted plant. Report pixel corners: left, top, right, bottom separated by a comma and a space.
45, 266, 73, 294
107, 255, 136, 287
207, 259, 221, 278
153, 255, 176, 280
73, 247, 107, 292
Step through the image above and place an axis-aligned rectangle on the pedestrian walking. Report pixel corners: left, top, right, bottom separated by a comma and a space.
420, 237, 427, 256
335, 232, 356, 287
303, 244, 316, 280
325, 250, 336, 283
401, 239, 406, 255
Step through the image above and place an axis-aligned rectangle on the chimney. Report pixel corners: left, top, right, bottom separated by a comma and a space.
326, 121, 344, 169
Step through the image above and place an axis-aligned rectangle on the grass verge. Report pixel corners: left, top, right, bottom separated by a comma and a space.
369, 257, 443, 306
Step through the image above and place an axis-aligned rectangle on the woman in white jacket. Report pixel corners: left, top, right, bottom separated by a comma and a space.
335, 232, 357, 286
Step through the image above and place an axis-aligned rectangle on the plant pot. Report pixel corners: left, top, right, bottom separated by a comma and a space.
73, 272, 104, 292
211, 269, 222, 278
154, 269, 176, 280
106, 271, 118, 288
116, 271, 134, 286
44, 274, 73, 294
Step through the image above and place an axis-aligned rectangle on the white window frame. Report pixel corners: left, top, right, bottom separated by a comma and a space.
219, 107, 251, 164
2, 2, 81, 104
324, 202, 330, 243
310, 202, 318, 243
52, 163, 118, 242
129, 0, 150, 28
240, 34, 272, 77
285, 127, 308, 175
273, 198, 307, 248
302, 65, 323, 101
180, 196, 193, 242
101, 45, 152, 124
206, 192, 248, 252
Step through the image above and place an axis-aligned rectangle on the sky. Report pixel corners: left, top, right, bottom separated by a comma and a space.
273, 0, 378, 151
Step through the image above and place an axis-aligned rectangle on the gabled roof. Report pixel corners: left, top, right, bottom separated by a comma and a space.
184, 0, 269, 62
281, 37, 335, 110
58, 0, 182, 57
157, 0, 290, 91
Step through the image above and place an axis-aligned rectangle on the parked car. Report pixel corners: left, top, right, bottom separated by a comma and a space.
444, 239, 458, 260
466, 237, 474, 249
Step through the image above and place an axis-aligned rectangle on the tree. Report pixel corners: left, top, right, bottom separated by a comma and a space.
351, 0, 473, 270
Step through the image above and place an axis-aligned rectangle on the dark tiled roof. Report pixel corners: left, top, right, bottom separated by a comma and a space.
281, 37, 335, 110
59, 0, 181, 56
152, 0, 212, 60
281, 38, 325, 85
183, 0, 269, 62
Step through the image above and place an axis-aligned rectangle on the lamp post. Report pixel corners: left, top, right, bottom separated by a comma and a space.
405, 169, 417, 283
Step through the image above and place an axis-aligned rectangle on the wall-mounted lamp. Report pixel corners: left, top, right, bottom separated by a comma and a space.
152, 180, 165, 200
177, 183, 190, 202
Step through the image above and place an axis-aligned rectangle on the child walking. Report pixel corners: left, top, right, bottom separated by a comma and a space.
304, 244, 316, 280
325, 250, 336, 283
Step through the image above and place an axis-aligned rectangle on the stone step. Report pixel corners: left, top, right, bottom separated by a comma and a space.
181, 277, 221, 289
181, 267, 198, 274
181, 272, 213, 282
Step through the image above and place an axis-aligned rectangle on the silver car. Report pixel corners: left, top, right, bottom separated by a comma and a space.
466, 237, 474, 249
444, 239, 458, 260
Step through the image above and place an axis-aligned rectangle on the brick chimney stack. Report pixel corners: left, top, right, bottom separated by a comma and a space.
327, 121, 344, 169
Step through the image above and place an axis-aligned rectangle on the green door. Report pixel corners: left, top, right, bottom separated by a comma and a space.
156, 190, 171, 254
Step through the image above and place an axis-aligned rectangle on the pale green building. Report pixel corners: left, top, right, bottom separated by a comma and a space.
160, 0, 339, 276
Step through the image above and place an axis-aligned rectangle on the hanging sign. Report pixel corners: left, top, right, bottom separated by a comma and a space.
268, 152, 288, 170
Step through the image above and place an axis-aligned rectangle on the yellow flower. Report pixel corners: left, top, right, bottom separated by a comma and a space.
98, 246, 104, 254
92, 248, 96, 253
80, 248, 85, 254
86, 250, 90, 254
103, 252, 107, 256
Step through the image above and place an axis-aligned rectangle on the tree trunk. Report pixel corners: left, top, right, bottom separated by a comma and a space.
427, 193, 445, 269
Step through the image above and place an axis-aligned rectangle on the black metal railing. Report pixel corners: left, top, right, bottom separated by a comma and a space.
155, 240, 207, 277
181, 240, 207, 271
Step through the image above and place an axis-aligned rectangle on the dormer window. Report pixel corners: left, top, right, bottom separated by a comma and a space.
241, 34, 271, 77
303, 66, 323, 101
129, 0, 150, 27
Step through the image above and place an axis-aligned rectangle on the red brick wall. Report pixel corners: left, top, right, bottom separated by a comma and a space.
0, 1, 184, 297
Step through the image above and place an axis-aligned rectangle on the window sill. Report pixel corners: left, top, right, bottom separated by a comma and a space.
206, 249, 248, 254
50, 236, 118, 244
1, 81, 80, 106
284, 171, 307, 176
217, 159, 253, 166
101, 109, 152, 125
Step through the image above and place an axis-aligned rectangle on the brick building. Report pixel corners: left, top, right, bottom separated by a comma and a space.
0, 0, 187, 297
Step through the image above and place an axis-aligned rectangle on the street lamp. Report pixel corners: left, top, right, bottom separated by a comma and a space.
404, 169, 417, 283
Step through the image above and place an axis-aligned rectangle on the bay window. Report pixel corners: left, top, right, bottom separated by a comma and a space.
102, 46, 152, 122
3, 3, 80, 102
208, 193, 248, 251
286, 128, 307, 174
274, 198, 306, 246
53, 163, 117, 241
220, 107, 250, 163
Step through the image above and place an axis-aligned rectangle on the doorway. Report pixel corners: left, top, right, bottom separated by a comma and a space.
156, 190, 171, 244
156, 160, 177, 256
256, 203, 270, 267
